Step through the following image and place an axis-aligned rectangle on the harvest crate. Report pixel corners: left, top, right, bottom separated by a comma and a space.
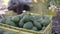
0, 21, 52, 34
0, 15, 52, 34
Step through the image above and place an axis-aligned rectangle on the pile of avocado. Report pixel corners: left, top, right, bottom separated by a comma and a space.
0, 13, 51, 31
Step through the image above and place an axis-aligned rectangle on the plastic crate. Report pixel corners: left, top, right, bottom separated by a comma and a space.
0, 15, 52, 34
0, 22, 52, 34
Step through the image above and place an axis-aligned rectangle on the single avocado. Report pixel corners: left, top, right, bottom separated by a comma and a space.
23, 22, 33, 30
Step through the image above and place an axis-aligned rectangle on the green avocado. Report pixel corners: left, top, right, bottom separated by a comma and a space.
41, 19, 50, 27
18, 13, 27, 18
33, 21, 42, 30
5, 20, 16, 26
19, 21, 24, 28
0, 19, 3, 23
32, 26, 38, 31
40, 16, 51, 27
20, 14, 32, 23
32, 15, 42, 23
11, 16, 20, 23
0, 18, 6, 23
23, 22, 33, 30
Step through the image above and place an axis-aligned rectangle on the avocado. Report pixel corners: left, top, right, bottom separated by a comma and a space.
0, 19, 3, 23
41, 19, 50, 27
18, 13, 27, 18
32, 15, 41, 23
20, 14, 32, 23
40, 16, 50, 27
11, 16, 20, 23
42, 26, 46, 30
33, 21, 42, 30
5, 20, 16, 26
19, 21, 24, 28
0, 18, 6, 24
23, 22, 33, 29
32, 26, 38, 31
